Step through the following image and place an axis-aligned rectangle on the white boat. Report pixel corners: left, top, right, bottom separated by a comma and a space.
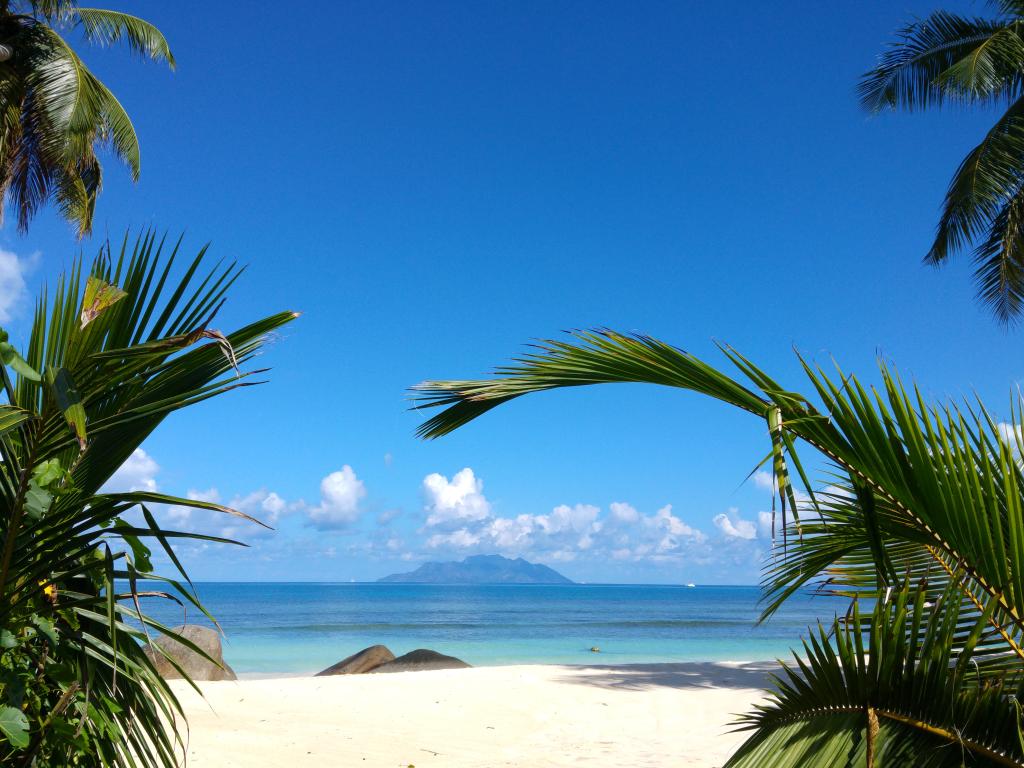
686, 583, 696, 588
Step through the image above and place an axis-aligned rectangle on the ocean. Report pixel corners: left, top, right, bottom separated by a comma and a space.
140, 582, 849, 676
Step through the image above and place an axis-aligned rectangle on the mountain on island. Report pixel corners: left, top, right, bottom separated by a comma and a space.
378, 554, 573, 584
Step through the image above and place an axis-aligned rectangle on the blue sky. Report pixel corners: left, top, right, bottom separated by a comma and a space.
2, 1, 1020, 584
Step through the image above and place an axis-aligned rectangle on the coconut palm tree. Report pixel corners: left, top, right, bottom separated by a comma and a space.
414, 329, 1024, 766
0, 230, 296, 765
861, 2, 1024, 324
0, 2, 173, 237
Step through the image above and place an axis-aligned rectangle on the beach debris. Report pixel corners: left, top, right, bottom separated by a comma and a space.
371, 648, 471, 673
142, 625, 236, 681
316, 644, 396, 676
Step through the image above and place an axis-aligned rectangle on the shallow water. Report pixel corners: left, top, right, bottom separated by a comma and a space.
139, 582, 849, 675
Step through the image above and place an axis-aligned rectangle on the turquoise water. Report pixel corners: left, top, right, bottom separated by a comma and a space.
140, 582, 849, 675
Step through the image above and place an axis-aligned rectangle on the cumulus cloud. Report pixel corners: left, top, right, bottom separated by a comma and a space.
753, 470, 778, 493
105, 448, 159, 493
308, 465, 366, 528
610, 501, 640, 523
410, 467, 709, 567
423, 468, 491, 526
187, 487, 221, 504
487, 514, 536, 549
225, 489, 289, 526
537, 503, 600, 537
713, 508, 758, 540
0, 249, 37, 322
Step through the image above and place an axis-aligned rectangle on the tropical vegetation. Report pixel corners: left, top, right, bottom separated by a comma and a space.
862, 2, 1024, 323
0, 230, 295, 766
414, 329, 1024, 766
0, 1, 173, 236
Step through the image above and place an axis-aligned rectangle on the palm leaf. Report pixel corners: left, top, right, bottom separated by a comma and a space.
414, 329, 1024, 750
859, 12, 1015, 112
726, 585, 1024, 768
74, 9, 175, 68
0, 229, 297, 765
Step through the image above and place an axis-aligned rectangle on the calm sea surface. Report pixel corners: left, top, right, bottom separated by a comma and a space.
139, 583, 849, 675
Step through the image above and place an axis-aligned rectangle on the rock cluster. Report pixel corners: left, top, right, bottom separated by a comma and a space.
315, 644, 395, 676
143, 624, 236, 681
317, 646, 470, 676
142, 629, 470, 680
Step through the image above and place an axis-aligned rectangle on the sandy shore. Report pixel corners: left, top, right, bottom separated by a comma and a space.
169, 661, 773, 767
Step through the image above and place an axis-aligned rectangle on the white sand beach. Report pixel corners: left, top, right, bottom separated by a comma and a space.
169, 662, 772, 767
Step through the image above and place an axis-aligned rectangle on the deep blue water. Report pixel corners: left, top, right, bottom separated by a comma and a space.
138, 582, 849, 675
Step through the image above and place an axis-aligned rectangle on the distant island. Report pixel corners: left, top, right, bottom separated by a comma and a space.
378, 554, 573, 584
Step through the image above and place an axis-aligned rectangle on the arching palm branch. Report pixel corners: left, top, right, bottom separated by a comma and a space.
862, 4, 1024, 323
0, 2, 173, 236
0, 230, 296, 765
413, 329, 1024, 766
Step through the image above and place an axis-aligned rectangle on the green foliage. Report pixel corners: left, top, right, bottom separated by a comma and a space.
414, 329, 1024, 766
862, 8, 1024, 323
0, 2, 174, 237
0, 229, 296, 766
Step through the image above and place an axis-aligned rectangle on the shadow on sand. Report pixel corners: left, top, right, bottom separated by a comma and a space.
553, 661, 778, 691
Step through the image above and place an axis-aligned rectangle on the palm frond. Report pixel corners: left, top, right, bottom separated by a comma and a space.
74, 9, 175, 68
414, 328, 1024, 683
860, 12, 1016, 112
925, 95, 1024, 270
0, 229, 297, 765
726, 584, 1024, 768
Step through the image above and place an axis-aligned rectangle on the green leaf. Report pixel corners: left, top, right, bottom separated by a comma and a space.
0, 630, 16, 649
32, 459, 63, 488
47, 367, 87, 448
75, 9, 176, 68
0, 342, 40, 382
0, 705, 30, 749
22, 484, 53, 521
112, 519, 152, 573
0, 230, 296, 767
30, 615, 57, 646
79, 276, 127, 329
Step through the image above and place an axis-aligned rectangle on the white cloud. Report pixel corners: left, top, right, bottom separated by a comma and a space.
227, 488, 290, 527
713, 508, 758, 540
187, 487, 221, 504
423, 468, 491, 526
410, 477, 711, 568
308, 465, 366, 529
753, 470, 777, 492
647, 504, 702, 539
536, 503, 600, 536
426, 528, 481, 549
262, 491, 287, 516
0, 249, 37, 322
609, 501, 640, 523
105, 448, 159, 493
488, 514, 536, 549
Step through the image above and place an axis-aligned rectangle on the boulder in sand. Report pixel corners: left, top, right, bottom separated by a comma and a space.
316, 644, 395, 676
370, 648, 470, 673
143, 624, 236, 681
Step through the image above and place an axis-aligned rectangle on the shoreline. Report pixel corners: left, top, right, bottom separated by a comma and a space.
170, 661, 774, 767
230, 657, 774, 681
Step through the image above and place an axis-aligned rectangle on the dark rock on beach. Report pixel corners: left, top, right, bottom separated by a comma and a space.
370, 648, 471, 673
316, 644, 396, 676
143, 624, 236, 681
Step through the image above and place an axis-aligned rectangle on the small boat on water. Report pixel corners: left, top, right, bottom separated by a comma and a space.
686, 583, 696, 588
